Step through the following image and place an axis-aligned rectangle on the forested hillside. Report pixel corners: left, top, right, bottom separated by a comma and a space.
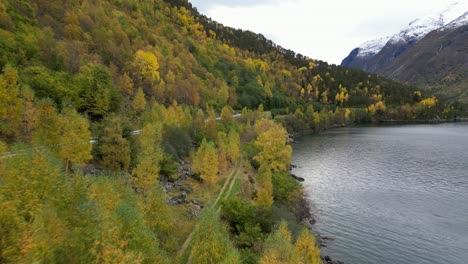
0, 0, 461, 263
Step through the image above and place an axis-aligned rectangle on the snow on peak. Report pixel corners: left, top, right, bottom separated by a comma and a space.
357, 1, 468, 57
437, 2, 468, 27
353, 2, 467, 59
388, 15, 444, 44
443, 11, 468, 29
356, 36, 391, 58
388, 1, 467, 43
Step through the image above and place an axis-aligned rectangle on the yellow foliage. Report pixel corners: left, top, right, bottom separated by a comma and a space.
259, 221, 299, 264
144, 187, 176, 252
19, 207, 68, 263
99, 116, 131, 172
58, 108, 92, 172
344, 108, 352, 123
133, 88, 147, 113
370, 94, 383, 103
367, 104, 376, 114
254, 119, 292, 173
278, 222, 292, 243
192, 139, 219, 186
418, 96, 438, 108
255, 164, 273, 207
132, 122, 163, 193
218, 83, 230, 106
226, 130, 240, 164
221, 105, 234, 125
281, 69, 292, 79
119, 73, 134, 96
217, 132, 228, 173
320, 91, 328, 104
32, 100, 60, 150
335, 85, 349, 106
133, 50, 160, 84
191, 209, 240, 264
375, 101, 386, 112
295, 229, 321, 264
368, 101, 386, 114
0, 66, 23, 137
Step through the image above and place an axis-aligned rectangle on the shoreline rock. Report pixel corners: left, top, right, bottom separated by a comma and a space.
291, 173, 305, 182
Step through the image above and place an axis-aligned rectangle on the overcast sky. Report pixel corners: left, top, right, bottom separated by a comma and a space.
190, 0, 465, 64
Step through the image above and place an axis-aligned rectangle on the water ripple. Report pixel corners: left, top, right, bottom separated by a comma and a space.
293, 123, 468, 264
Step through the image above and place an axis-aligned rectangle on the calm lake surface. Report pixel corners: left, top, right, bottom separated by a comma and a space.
292, 123, 468, 264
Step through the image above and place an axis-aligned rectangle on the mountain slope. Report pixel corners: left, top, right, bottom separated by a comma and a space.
381, 21, 468, 102
341, 3, 468, 102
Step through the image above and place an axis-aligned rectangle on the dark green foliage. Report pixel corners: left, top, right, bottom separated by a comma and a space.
21, 66, 75, 108
221, 197, 273, 248
243, 141, 261, 170
162, 126, 192, 159
271, 172, 302, 204
240, 248, 260, 264
78, 64, 120, 119
160, 154, 179, 181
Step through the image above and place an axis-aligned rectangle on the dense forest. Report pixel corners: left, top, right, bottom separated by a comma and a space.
0, 0, 463, 263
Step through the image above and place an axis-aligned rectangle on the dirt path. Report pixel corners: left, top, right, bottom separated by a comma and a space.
213, 158, 240, 208
177, 158, 241, 262
217, 162, 242, 213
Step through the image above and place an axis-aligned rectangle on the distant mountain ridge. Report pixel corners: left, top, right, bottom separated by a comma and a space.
341, 2, 468, 102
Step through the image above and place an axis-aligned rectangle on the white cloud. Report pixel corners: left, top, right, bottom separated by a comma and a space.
190, 0, 465, 64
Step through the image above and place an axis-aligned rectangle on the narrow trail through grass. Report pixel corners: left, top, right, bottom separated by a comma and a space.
177, 158, 241, 262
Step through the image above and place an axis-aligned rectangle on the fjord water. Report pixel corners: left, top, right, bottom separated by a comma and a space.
292, 123, 468, 264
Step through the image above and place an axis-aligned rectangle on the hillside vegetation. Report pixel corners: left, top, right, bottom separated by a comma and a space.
0, 0, 461, 263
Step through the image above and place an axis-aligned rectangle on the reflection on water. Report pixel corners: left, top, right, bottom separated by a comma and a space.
292, 123, 468, 264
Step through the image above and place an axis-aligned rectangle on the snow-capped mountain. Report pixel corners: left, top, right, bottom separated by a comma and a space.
355, 36, 391, 58
341, 2, 468, 102
349, 1, 468, 62
442, 11, 468, 29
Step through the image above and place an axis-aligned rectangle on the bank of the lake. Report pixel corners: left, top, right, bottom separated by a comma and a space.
292, 123, 468, 264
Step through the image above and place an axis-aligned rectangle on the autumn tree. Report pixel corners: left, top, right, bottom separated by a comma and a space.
133, 87, 147, 114
132, 49, 160, 93
0, 1, 12, 29
192, 139, 219, 186
0, 140, 7, 170
191, 209, 240, 264
413, 91, 422, 103
221, 105, 234, 127
226, 129, 240, 164
344, 108, 352, 124
32, 99, 61, 151
217, 132, 228, 173
0, 66, 23, 138
79, 64, 115, 118
132, 122, 163, 193
312, 112, 321, 131
217, 83, 230, 106
144, 186, 176, 252
20, 86, 37, 139
255, 164, 273, 208
58, 108, 92, 172
204, 105, 218, 141
335, 84, 349, 106
119, 72, 134, 96
368, 101, 386, 117
259, 221, 300, 264
295, 229, 321, 264
89, 179, 168, 264
0, 150, 66, 263
98, 115, 131, 172
254, 119, 292, 173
